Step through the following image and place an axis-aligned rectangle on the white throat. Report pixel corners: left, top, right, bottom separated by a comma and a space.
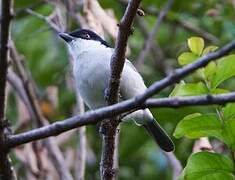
68, 38, 107, 61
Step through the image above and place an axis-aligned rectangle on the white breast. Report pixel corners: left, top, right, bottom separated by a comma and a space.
73, 45, 112, 109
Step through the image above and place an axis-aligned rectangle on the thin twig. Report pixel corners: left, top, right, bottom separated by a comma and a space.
176, 20, 219, 44
26, 8, 60, 33
136, 18, 173, 75
7, 70, 35, 118
26, 3, 88, 179
0, 0, 16, 179
66, 2, 88, 177
146, 93, 235, 107
9, 41, 73, 180
9, 41, 44, 126
73, 63, 86, 180
163, 152, 182, 180
144, 6, 219, 44
76, 126, 86, 180
135, 0, 174, 69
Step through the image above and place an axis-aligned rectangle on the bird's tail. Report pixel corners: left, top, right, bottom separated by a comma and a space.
143, 119, 174, 152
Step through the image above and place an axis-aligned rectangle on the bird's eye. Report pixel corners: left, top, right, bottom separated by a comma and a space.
84, 33, 90, 39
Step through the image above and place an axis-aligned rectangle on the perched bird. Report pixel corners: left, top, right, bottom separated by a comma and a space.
59, 29, 174, 152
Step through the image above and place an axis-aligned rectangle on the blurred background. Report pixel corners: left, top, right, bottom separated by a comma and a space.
6, 0, 235, 179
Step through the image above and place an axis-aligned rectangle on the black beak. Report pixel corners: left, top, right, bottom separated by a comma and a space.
59, 33, 74, 42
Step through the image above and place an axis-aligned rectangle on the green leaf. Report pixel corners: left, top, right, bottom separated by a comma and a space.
178, 170, 185, 180
181, 152, 234, 180
202, 45, 218, 55
223, 103, 235, 120
188, 37, 204, 56
178, 52, 199, 65
174, 114, 222, 139
210, 88, 230, 94
204, 62, 217, 80
170, 82, 208, 97
221, 119, 235, 149
211, 55, 235, 88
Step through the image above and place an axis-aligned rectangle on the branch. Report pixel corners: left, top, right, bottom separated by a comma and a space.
7, 90, 235, 148
100, 0, 141, 179
6, 39, 235, 147
0, 0, 16, 179
26, 4, 87, 179
135, 39, 235, 103
26, 8, 60, 33
72, 62, 86, 180
7, 70, 35, 118
136, 17, 173, 75
9, 41, 73, 180
106, 0, 141, 104
144, 6, 219, 44
9, 41, 44, 126
175, 20, 219, 44
163, 152, 182, 180
76, 126, 86, 180
135, 0, 174, 69
146, 92, 235, 107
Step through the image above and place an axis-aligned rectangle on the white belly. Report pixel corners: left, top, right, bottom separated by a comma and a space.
73, 52, 110, 109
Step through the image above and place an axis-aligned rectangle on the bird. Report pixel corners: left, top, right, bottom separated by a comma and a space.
59, 29, 174, 152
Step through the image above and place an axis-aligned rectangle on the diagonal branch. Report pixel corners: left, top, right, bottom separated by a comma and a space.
7, 70, 35, 120
135, 0, 174, 69
25, 3, 88, 179
75, 93, 86, 180
7, 90, 235, 148
135, 39, 235, 103
26, 8, 60, 33
9, 41, 73, 180
175, 20, 219, 44
136, 18, 173, 75
6, 39, 235, 149
23, 2, 88, 178
100, 0, 141, 179
143, 6, 219, 44
0, 0, 16, 179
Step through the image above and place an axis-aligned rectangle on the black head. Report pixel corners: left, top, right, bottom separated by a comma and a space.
68, 29, 109, 47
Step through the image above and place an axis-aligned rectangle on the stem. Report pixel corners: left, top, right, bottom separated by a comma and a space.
100, 0, 141, 179
215, 107, 224, 123
100, 121, 119, 179
202, 72, 224, 124
74, 79, 87, 180
0, 0, 15, 179
9, 41, 73, 180
135, 0, 174, 69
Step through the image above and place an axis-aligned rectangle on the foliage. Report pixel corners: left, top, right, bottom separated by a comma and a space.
179, 152, 234, 180
173, 37, 235, 179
